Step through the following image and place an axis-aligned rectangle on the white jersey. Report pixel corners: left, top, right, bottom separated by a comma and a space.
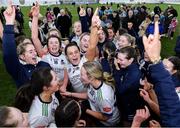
28, 94, 59, 127
71, 35, 80, 45
87, 82, 120, 126
41, 53, 68, 80
67, 56, 87, 92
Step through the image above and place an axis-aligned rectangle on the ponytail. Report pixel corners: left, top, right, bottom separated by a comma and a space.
103, 72, 115, 90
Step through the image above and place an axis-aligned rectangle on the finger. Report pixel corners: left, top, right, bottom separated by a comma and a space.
8, 0, 12, 6
140, 79, 145, 85
36, 0, 40, 5
35, 1, 39, 7
93, 8, 99, 16
140, 90, 143, 95
144, 106, 149, 113
136, 109, 140, 116
149, 120, 157, 125
149, 120, 154, 127
139, 88, 147, 93
143, 35, 148, 49
12, 5, 15, 13
78, 120, 86, 126
140, 109, 144, 115
151, 120, 159, 124
139, 88, 144, 91
154, 21, 159, 41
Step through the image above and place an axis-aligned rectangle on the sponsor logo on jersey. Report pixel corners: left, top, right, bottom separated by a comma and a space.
103, 107, 112, 112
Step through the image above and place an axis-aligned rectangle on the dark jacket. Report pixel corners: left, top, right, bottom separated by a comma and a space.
113, 63, 144, 121
2, 25, 50, 88
149, 62, 180, 127
174, 35, 180, 55
56, 15, 71, 37
172, 74, 180, 88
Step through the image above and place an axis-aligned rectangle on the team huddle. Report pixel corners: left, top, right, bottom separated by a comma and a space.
0, 1, 180, 127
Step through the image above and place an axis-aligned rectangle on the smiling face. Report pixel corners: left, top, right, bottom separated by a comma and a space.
66, 45, 81, 65
19, 44, 38, 65
107, 28, 114, 40
47, 37, 61, 56
80, 34, 90, 52
73, 22, 82, 36
98, 29, 106, 43
116, 35, 131, 49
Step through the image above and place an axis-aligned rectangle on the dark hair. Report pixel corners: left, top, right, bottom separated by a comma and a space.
0, 106, 17, 127
101, 27, 109, 39
47, 35, 62, 48
107, 27, 115, 31
15, 35, 32, 46
31, 67, 53, 95
14, 84, 34, 112
118, 28, 128, 36
146, 14, 152, 20
168, 56, 180, 70
117, 46, 137, 61
64, 41, 80, 55
79, 32, 90, 42
55, 98, 80, 127
168, 56, 180, 79
103, 41, 116, 59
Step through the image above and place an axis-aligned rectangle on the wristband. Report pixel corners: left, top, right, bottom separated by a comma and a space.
150, 57, 161, 64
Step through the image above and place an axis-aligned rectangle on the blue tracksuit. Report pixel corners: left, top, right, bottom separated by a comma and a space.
113, 63, 144, 121
2, 25, 50, 88
149, 62, 180, 126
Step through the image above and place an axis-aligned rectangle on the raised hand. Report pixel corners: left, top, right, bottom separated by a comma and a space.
143, 21, 161, 63
79, 6, 86, 17
30, 1, 40, 18
131, 106, 150, 127
91, 8, 101, 28
3, 0, 15, 25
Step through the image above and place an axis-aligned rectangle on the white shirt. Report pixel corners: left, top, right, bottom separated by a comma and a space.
42, 53, 68, 80
67, 56, 88, 92
88, 82, 120, 126
28, 94, 59, 127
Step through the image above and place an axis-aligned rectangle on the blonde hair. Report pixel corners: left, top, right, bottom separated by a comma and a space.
83, 61, 115, 88
17, 42, 33, 56
117, 33, 136, 46
73, 21, 81, 29
79, 32, 90, 42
